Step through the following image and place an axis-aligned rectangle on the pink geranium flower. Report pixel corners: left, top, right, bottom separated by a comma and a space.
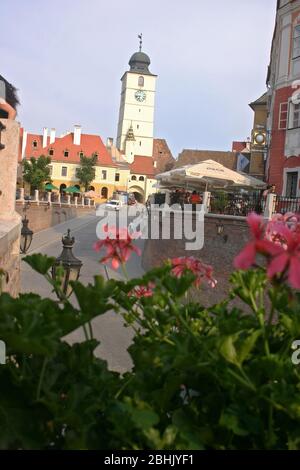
234, 213, 280, 270
128, 282, 155, 298
171, 256, 217, 288
267, 224, 300, 289
234, 211, 300, 289
93, 225, 141, 270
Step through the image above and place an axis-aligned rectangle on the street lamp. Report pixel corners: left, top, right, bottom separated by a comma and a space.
20, 216, 34, 254
216, 220, 228, 243
216, 220, 224, 235
51, 229, 82, 298
20, 202, 34, 254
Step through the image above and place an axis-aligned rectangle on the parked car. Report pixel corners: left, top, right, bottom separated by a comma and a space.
105, 199, 122, 211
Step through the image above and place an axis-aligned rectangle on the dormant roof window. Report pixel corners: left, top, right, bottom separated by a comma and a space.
32, 140, 38, 148
49, 148, 54, 156
79, 151, 84, 158
64, 150, 69, 158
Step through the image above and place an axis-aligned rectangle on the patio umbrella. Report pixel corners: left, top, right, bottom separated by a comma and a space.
44, 183, 59, 191
63, 186, 80, 194
156, 160, 266, 190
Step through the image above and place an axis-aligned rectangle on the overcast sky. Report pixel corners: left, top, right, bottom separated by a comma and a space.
1, 0, 276, 157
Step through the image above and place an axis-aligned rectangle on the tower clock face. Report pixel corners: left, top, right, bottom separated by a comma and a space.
135, 90, 146, 102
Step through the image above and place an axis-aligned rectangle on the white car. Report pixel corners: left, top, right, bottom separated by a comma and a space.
105, 199, 122, 211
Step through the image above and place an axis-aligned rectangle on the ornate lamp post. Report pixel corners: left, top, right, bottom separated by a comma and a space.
20, 202, 34, 254
52, 229, 82, 298
20, 216, 33, 254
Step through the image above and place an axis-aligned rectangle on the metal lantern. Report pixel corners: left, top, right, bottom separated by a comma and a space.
216, 220, 224, 235
52, 229, 82, 298
20, 216, 33, 254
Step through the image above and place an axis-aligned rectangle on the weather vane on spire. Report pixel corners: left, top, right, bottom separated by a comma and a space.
138, 33, 143, 52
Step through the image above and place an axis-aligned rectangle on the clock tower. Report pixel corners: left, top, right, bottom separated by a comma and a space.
116, 37, 157, 163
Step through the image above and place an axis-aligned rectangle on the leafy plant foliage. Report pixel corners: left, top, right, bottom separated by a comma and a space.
0, 254, 300, 449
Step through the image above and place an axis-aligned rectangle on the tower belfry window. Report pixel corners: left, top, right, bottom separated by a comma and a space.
138, 76, 144, 87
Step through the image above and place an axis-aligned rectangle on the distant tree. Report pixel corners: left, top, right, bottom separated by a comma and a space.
76, 153, 98, 191
22, 155, 52, 191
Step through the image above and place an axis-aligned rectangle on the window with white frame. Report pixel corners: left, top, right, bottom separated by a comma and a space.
293, 25, 300, 59
286, 172, 298, 198
293, 103, 300, 128
61, 166, 67, 177
102, 170, 107, 180
279, 102, 288, 129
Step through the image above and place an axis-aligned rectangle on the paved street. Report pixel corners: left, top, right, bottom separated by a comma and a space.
21, 211, 145, 373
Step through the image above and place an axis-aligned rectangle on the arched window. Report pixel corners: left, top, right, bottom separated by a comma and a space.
101, 187, 108, 198
32, 140, 38, 148
138, 76, 144, 87
89, 186, 95, 191
139, 176, 145, 181
294, 25, 300, 59
131, 175, 137, 181
60, 183, 66, 193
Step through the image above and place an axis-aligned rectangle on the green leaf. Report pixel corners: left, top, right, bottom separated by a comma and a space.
23, 254, 56, 275
237, 330, 261, 365
219, 335, 238, 365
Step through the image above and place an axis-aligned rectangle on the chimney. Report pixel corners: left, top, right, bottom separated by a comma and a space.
73, 125, 81, 145
21, 129, 27, 160
50, 128, 56, 144
106, 137, 114, 148
42, 127, 48, 148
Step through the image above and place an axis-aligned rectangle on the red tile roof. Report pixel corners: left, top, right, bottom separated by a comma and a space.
19, 130, 115, 167
232, 141, 246, 152
130, 155, 157, 177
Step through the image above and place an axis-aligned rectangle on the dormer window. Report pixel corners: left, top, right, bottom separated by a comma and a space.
32, 140, 38, 148
49, 148, 54, 156
64, 150, 69, 158
138, 76, 144, 87
94, 152, 99, 159
79, 151, 84, 158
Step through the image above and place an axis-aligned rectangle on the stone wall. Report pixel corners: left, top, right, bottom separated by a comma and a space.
16, 203, 94, 233
142, 212, 250, 305
0, 119, 21, 296
0, 220, 20, 296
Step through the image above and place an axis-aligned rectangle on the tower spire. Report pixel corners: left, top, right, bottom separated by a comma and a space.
138, 33, 143, 52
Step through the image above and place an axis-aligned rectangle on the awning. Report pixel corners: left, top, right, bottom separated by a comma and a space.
44, 183, 59, 191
